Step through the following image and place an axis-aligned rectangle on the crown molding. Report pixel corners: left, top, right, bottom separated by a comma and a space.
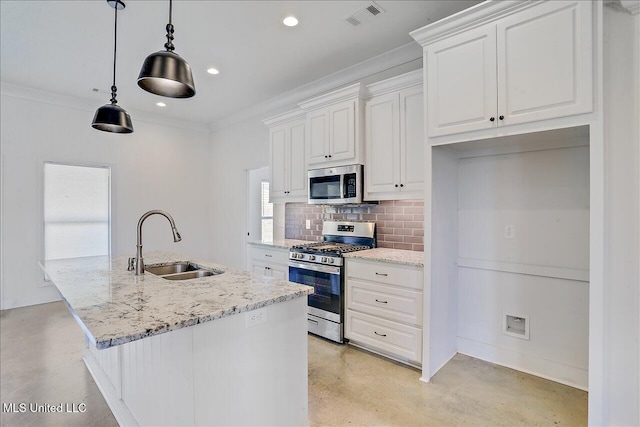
620, 0, 640, 14
364, 69, 423, 98
298, 83, 363, 111
0, 82, 209, 134
263, 108, 306, 127
410, 0, 537, 47
209, 41, 423, 132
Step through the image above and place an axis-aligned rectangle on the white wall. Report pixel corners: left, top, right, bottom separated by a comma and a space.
452, 145, 590, 390
209, 119, 269, 269
0, 86, 211, 310
601, 7, 640, 425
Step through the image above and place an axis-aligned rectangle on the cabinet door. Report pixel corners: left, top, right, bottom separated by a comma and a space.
269, 265, 288, 280
251, 261, 271, 277
426, 24, 497, 137
365, 93, 400, 197
269, 127, 288, 202
329, 100, 356, 162
496, 1, 592, 126
288, 121, 307, 198
399, 86, 424, 194
307, 109, 329, 165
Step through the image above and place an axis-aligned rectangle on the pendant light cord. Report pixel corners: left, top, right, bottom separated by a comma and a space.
164, 0, 175, 52
110, 2, 118, 104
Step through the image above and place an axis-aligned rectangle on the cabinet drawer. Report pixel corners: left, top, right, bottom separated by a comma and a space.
347, 278, 422, 326
346, 310, 422, 364
249, 246, 289, 265
346, 259, 423, 290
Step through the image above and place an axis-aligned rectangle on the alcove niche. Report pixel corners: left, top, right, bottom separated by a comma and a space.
429, 125, 589, 390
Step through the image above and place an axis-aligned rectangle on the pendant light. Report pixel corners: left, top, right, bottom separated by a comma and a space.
92, 0, 134, 134
137, 0, 195, 98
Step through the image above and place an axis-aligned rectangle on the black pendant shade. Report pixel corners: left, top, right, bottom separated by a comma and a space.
137, 51, 195, 98
137, 0, 195, 98
92, 103, 134, 133
92, 0, 133, 134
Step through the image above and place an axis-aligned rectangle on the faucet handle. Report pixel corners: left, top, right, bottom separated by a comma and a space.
127, 257, 136, 271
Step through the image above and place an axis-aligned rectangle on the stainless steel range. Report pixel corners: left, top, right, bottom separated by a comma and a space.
288, 221, 375, 343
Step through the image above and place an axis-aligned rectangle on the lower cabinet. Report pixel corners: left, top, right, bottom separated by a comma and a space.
248, 245, 289, 280
345, 258, 423, 366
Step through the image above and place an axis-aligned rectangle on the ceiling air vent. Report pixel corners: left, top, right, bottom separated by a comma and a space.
346, 1, 385, 27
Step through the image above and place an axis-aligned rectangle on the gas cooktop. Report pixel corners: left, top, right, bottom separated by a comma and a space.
288, 221, 375, 266
290, 241, 372, 255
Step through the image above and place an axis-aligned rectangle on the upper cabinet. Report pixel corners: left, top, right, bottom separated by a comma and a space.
364, 70, 424, 201
414, 1, 593, 140
264, 109, 307, 203
299, 83, 364, 167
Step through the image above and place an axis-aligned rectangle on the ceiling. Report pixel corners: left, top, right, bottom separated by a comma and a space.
1, 1, 480, 126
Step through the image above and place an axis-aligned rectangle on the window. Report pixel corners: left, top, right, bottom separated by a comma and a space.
261, 180, 273, 242
43, 163, 111, 260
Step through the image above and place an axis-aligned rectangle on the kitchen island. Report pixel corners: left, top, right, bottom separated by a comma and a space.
39, 252, 314, 427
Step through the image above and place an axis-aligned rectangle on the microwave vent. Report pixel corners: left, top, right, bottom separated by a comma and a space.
346, 2, 385, 27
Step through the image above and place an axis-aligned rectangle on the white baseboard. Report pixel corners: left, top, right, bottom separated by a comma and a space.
457, 337, 588, 391
83, 350, 138, 427
1, 291, 61, 310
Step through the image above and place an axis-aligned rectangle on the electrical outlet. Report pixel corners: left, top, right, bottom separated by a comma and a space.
504, 224, 515, 239
245, 307, 268, 327
306, 219, 311, 229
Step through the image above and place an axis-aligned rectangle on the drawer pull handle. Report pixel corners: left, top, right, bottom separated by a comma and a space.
375, 299, 388, 304
375, 272, 388, 277
265, 254, 272, 257
308, 319, 319, 325
374, 331, 387, 337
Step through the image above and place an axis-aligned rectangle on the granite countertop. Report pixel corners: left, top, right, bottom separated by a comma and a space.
247, 239, 309, 250
39, 252, 313, 350
343, 248, 424, 267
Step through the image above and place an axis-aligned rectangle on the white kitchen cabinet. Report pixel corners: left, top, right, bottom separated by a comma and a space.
299, 83, 363, 167
264, 110, 307, 202
345, 258, 424, 366
423, 0, 592, 138
248, 245, 289, 280
364, 70, 424, 200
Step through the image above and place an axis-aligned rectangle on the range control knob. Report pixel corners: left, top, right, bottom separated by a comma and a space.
297, 254, 304, 259
321, 257, 327, 263
327, 258, 334, 264
309, 255, 316, 261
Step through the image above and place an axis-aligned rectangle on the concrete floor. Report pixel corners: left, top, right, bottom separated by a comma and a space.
1, 301, 587, 426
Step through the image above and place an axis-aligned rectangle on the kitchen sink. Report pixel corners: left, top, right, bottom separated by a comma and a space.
145, 262, 223, 281
162, 270, 220, 280
145, 262, 200, 275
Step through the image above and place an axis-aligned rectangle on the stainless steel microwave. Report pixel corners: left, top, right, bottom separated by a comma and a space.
308, 164, 363, 205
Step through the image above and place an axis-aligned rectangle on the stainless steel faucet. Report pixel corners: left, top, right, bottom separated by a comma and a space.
132, 210, 182, 275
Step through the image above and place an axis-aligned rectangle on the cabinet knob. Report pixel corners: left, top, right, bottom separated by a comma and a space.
490, 117, 495, 122
324, 155, 328, 159
400, 184, 404, 188
328, 155, 332, 158
499, 115, 504, 120
395, 184, 399, 188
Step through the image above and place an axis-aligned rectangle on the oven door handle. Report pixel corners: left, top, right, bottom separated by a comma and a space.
288, 261, 341, 275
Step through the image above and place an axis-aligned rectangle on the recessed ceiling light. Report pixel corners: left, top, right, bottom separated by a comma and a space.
283, 16, 299, 27
207, 68, 220, 75
156, 102, 166, 107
